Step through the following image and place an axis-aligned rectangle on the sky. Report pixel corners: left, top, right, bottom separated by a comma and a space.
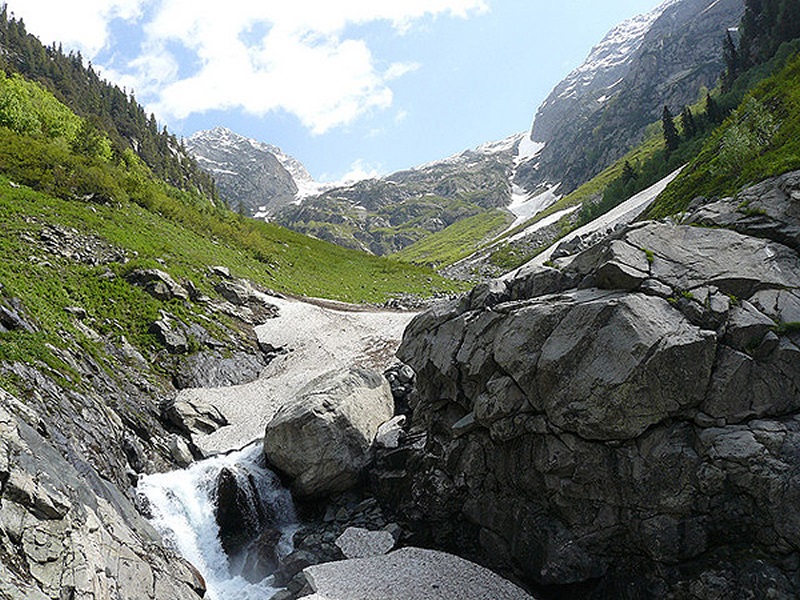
11, 0, 662, 183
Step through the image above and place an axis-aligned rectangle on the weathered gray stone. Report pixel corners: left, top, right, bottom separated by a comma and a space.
385, 172, 800, 598
335, 526, 395, 559
723, 301, 776, 352
150, 317, 190, 353
264, 367, 393, 497
375, 415, 406, 449
0, 391, 204, 600
303, 547, 535, 599
127, 268, 190, 301
169, 435, 194, 467
165, 397, 229, 435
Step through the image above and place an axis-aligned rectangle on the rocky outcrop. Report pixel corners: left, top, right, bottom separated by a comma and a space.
0, 389, 205, 600
264, 367, 394, 497
165, 396, 229, 436
187, 127, 310, 217
127, 268, 190, 302
387, 171, 800, 597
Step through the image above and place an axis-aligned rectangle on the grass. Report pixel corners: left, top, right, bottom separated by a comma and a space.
391, 208, 514, 268
648, 48, 800, 218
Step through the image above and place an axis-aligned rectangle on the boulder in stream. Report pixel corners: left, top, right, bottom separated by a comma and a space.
264, 367, 394, 497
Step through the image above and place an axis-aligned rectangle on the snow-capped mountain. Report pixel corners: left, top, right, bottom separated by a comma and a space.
518, 0, 745, 194
186, 127, 318, 216
532, 0, 680, 142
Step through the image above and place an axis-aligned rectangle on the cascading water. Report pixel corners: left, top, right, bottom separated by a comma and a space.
138, 442, 297, 600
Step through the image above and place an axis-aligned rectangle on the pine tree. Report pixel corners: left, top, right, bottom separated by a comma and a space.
662, 106, 680, 154
704, 93, 722, 125
680, 106, 697, 139
721, 30, 741, 91
621, 160, 636, 185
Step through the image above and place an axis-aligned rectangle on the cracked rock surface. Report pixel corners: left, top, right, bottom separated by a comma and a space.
0, 389, 205, 600
385, 170, 800, 598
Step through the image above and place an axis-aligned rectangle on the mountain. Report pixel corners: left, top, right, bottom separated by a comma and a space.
516, 0, 746, 194
271, 133, 527, 254
186, 127, 318, 216
201, 0, 743, 264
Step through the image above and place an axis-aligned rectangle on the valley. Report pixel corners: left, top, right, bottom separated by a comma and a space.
2, 0, 800, 599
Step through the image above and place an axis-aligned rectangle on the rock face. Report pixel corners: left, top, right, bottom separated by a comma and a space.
518, 0, 745, 194
0, 390, 205, 600
273, 135, 519, 255
186, 126, 311, 217
264, 367, 394, 497
389, 171, 800, 597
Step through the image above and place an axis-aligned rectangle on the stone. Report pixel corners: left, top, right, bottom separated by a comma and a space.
0, 390, 203, 600
335, 526, 396, 559
149, 318, 189, 353
375, 415, 407, 449
214, 466, 275, 556
264, 367, 394, 497
173, 350, 267, 389
169, 435, 194, 467
383, 172, 800, 598
210, 265, 232, 279
165, 397, 228, 436
302, 547, 535, 599
723, 301, 776, 353
0, 299, 38, 333
126, 268, 190, 301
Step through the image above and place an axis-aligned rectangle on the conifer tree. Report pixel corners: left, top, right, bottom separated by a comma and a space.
704, 93, 722, 125
662, 106, 680, 154
721, 30, 741, 91
680, 106, 697, 139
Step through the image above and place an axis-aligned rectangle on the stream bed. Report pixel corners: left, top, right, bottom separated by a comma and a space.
138, 443, 297, 600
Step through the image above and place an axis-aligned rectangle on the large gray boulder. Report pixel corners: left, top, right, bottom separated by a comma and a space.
384, 171, 800, 597
264, 367, 393, 497
302, 547, 534, 599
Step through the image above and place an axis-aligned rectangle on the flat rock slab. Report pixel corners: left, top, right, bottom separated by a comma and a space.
303, 547, 535, 599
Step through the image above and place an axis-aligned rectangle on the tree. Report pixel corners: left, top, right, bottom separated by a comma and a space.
704, 93, 722, 125
621, 160, 637, 185
680, 106, 697, 139
721, 30, 741, 91
662, 106, 680, 154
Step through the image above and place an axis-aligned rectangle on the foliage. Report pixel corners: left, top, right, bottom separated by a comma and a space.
662, 106, 680, 154
0, 7, 216, 200
392, 209, 514, 268
648, 51, 800, 218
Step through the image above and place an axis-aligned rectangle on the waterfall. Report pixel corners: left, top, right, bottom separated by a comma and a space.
138, 442, 297, 600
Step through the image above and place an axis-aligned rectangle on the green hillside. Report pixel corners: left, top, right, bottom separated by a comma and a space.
391, 208, 514, 268
649, 46, 800, 217
0, 68, 465, 375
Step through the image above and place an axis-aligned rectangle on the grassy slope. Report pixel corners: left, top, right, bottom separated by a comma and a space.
648, 51, 800, 218
0, 76, 468, 374
391, 208, 514, 267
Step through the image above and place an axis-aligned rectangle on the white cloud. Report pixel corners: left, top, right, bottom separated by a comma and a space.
15, 0, 487, 134
331, 159, 384, 185
10, 0, 144, 56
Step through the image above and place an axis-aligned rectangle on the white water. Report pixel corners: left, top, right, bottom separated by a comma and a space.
138, 443, 297, 600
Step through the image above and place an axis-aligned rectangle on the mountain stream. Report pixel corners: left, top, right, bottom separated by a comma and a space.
137, 443, 297, 600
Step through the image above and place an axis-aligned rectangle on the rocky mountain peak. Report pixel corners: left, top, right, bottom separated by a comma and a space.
186, 127, 318, 217
519, 0, 745, 194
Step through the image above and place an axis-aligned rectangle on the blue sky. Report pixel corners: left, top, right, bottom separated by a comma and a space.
14, 0, 661, 182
